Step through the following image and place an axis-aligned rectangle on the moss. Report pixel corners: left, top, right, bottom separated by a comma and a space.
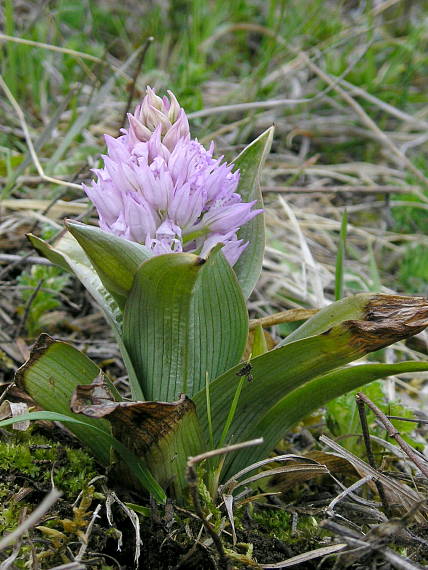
0, 430, 98, 499
0, 430, 107, 568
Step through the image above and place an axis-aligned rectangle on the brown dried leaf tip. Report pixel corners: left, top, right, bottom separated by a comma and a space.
346, 294, 428, 353
71, 377, 196, 455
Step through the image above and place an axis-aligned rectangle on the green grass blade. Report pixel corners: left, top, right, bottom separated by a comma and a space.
46, 47, 143, 169
335, 209, 348, 301
218, 376, 245, 448
205, 372, 214, 450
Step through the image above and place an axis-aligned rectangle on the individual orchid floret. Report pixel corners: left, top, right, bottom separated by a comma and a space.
84, 88, 262, 266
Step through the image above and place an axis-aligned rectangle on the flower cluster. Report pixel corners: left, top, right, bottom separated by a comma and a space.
84, 87, 262, 265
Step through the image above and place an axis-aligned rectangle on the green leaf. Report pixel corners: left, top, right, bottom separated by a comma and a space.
72, 385, 204, 501
66, 220, 152, 308
0, 411, 166, 504
252, 324, 268, 357
194, 294, 428, 478
226, 360, 428, 476
232, 127, 274, 298
123, 246, 248, 401
278, 293, 374, 347
15, 334, 112, 465
27, 232, 143, 400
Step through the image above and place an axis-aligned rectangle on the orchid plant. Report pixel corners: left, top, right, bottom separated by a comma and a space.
3, 88, 428, 505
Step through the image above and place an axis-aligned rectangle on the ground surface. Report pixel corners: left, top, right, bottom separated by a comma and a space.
1, 1, 428, 568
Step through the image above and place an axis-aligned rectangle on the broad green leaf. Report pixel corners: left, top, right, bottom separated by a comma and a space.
123, 246, 248, 401
72, 384, 204, 500
66, 221, 152, 308
28, 232, 143, 400
0, 411, 166, 504
194, 293, 428, 476
224, 360, 428, 477
15, 334, 112, 464
233, 127, 274, 298
278, 293, 377, 347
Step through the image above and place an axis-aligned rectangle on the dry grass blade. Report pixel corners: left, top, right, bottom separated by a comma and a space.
249, 308, 318, 330
0, 32, 107, 65
0, 75, 81, 191
320, 435, 427, 521
49, 562, 87, 570
296, 52, 428, 195
222, 494, 237, 545
236, 464, 329, 490
1, 199, 88, 217
221, 453, 323, 493
0, 489, 61, 551
322, 519, 426, 570
357, 392, 428, 478
326, 475, 373, 517
279, 197, 325, 305
337, 77, 428, 130
105, 490, 142, 566
260, 543, 347, 568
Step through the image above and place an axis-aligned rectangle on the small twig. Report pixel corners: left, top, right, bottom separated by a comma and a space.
249, 308, 318, 330
0, 489, 61, 551
120, 37, 154, 130
0, 254, 53, 267
356, 392, 428, 478
356, 394, 391, 516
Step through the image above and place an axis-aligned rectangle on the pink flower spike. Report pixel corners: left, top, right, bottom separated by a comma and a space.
83, 87, 263, 266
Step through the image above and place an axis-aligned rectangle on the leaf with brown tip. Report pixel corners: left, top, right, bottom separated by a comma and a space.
71, 379, 205, 499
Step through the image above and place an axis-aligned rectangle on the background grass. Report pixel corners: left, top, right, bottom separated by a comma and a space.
1, 0, 428, 345
2, 3, 428, 567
